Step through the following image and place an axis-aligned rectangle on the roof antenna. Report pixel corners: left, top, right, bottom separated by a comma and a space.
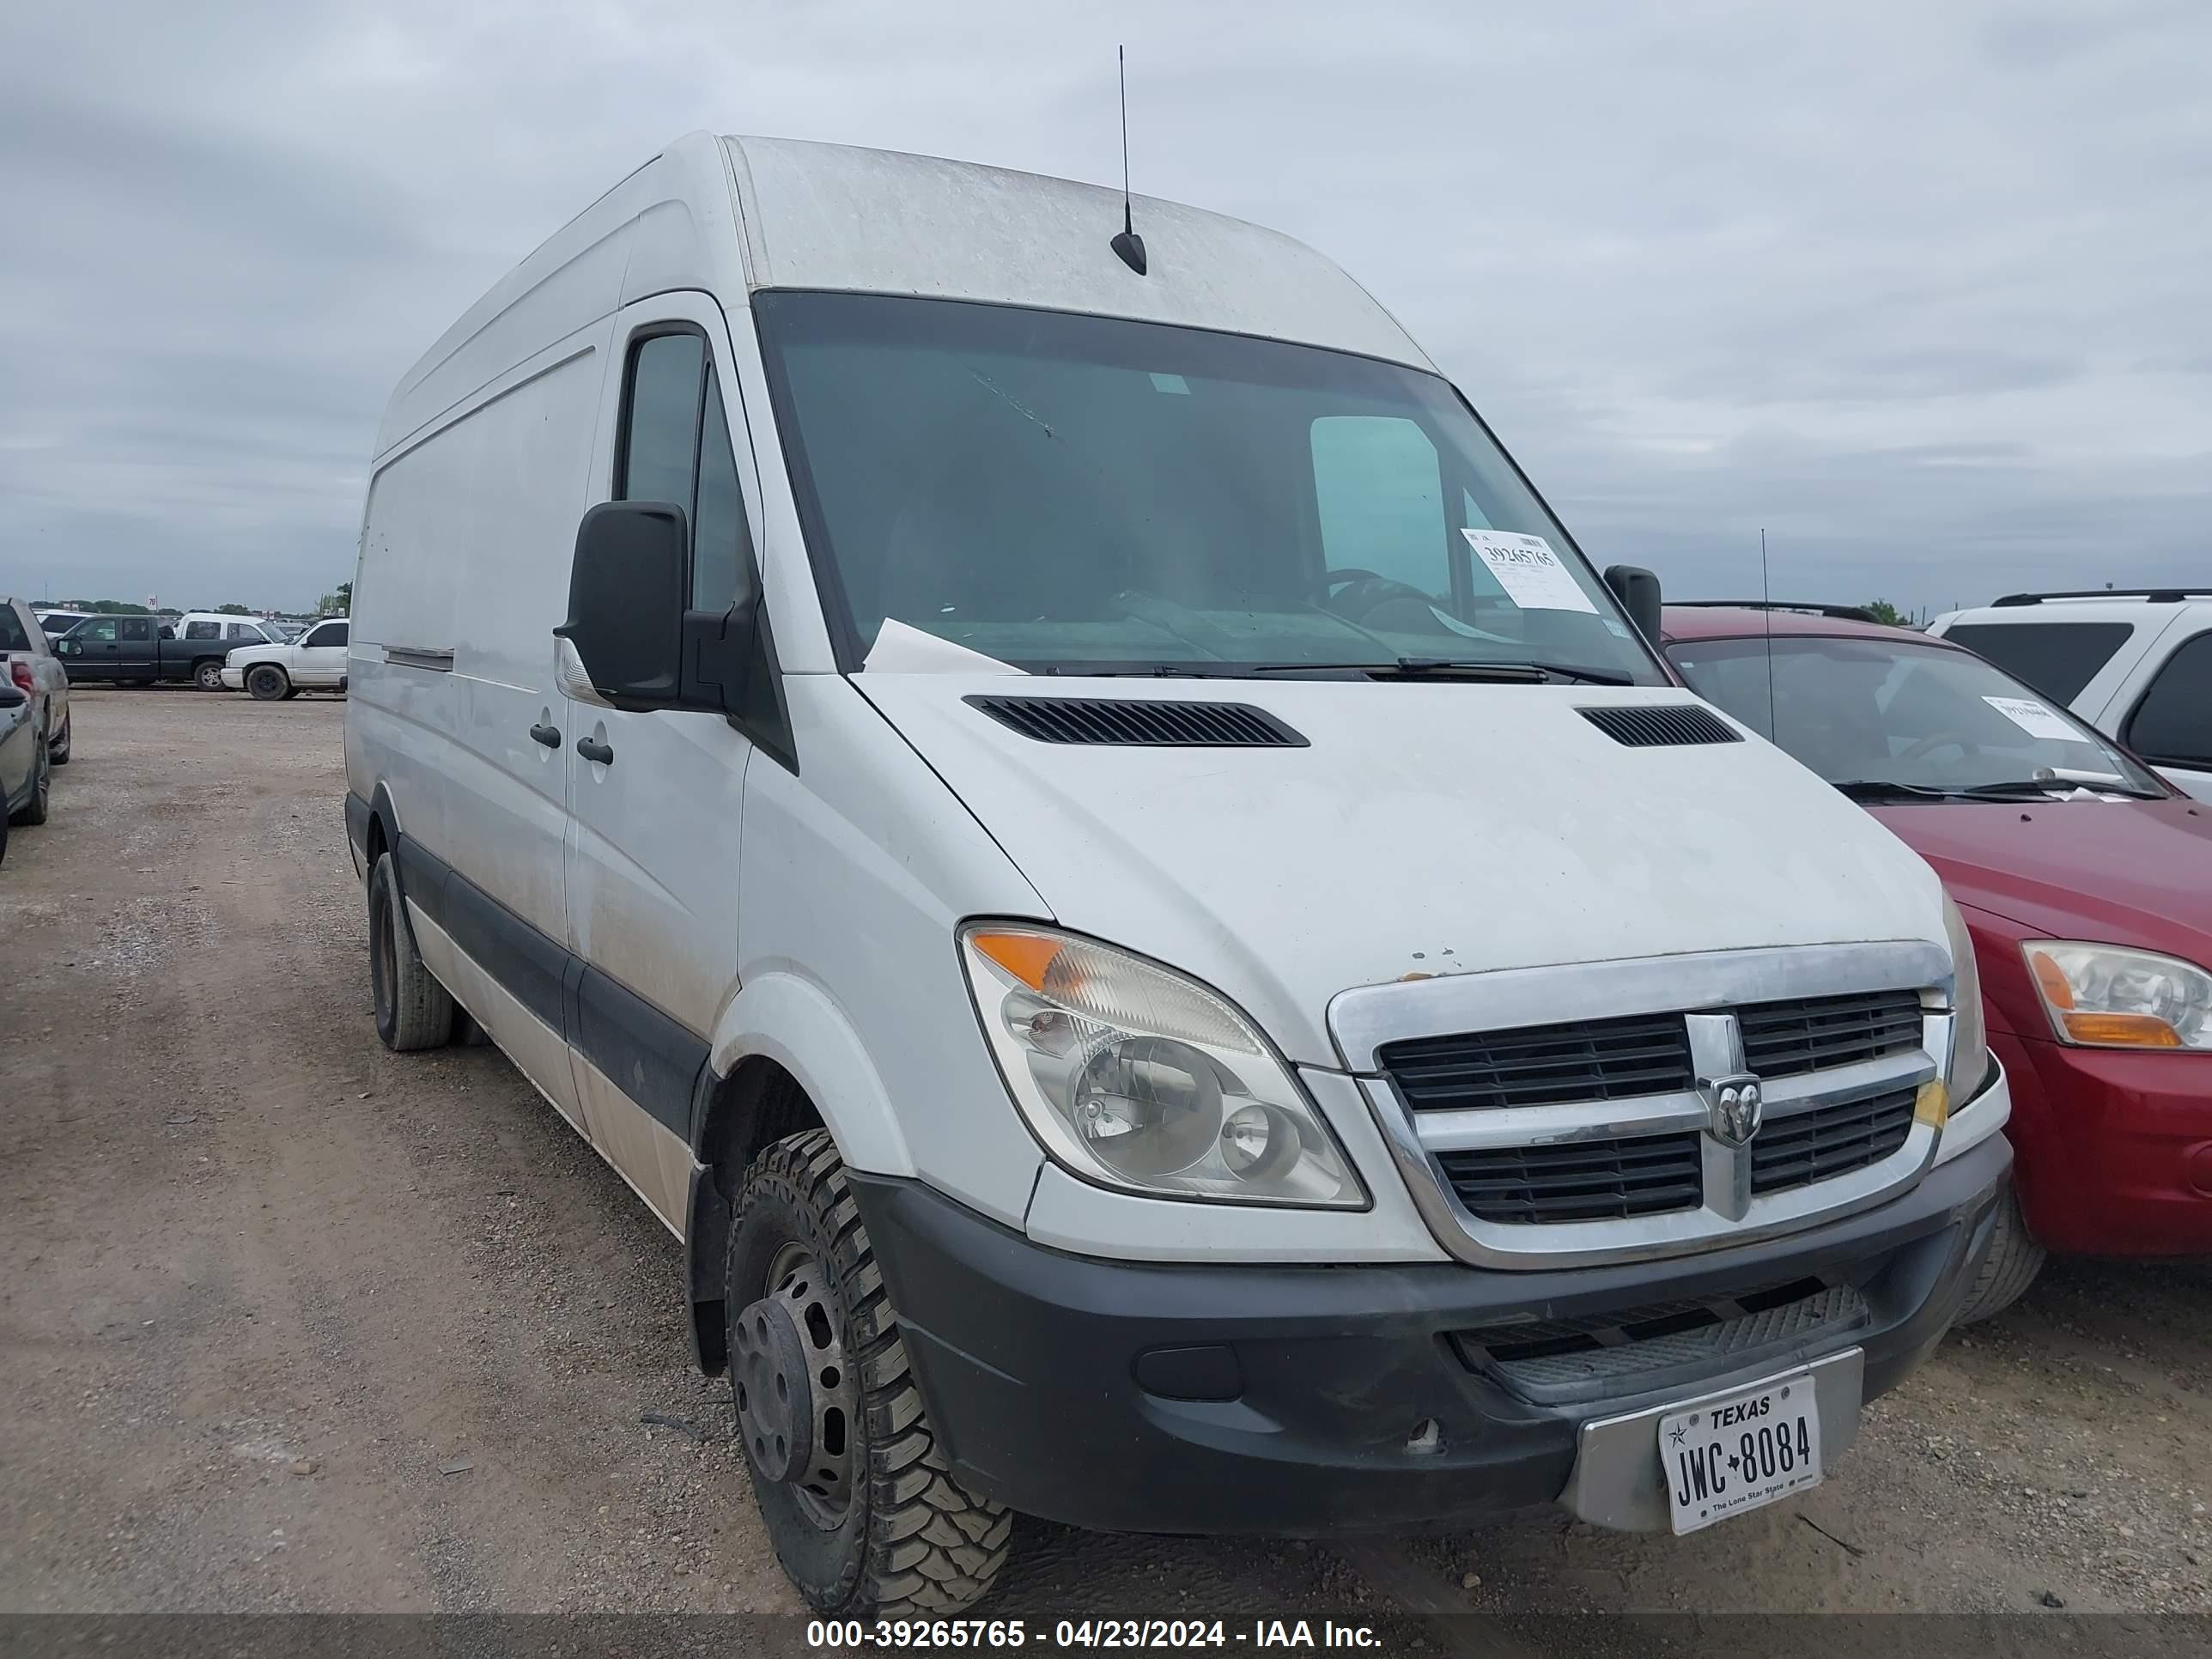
1761, 527, 1778, 742
1109, 46, 1148, 275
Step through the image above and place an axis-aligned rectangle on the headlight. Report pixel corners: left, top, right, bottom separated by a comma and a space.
1942, 895, 1990, 1101
959, 924, 1364, 1207
2022, 941, 2212, 1050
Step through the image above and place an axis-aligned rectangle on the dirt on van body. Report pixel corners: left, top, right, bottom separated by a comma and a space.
3, 690, 2209, 1646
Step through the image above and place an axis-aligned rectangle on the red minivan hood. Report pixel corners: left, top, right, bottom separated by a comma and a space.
1868, 798, 2212, 951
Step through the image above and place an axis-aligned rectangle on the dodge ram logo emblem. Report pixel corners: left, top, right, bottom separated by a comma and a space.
1702, 1073, 1763, 1146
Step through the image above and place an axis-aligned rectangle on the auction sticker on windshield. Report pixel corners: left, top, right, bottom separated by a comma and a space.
1461, 529, 1598, 613
1661, 1370, 1822, 1534
1982, 695, 2084, 743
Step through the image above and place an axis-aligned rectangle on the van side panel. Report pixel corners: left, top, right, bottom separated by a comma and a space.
726, 676, 1051, 1226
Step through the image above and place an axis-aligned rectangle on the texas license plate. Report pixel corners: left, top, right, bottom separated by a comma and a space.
1660, 1370, 1822, 1534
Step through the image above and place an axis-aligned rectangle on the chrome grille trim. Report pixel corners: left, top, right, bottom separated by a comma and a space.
1333, 942, 1956, 1270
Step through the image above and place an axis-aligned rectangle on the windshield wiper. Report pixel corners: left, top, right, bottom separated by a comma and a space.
1832, 780, 1960, 802
1953, 776, 2165, 801
1833, 776, 2164, 804
1245, 658, 1633, 685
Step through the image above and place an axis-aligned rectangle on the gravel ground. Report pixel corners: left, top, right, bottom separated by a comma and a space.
3, 690, 2207, 1647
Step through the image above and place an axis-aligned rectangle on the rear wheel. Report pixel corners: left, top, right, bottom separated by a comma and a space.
368, 852, 453, 1051
193, 659, 226, 691
728, 1130, 1010, 1616
9, 735, 50, 826
1956, 1182, 2045, 1325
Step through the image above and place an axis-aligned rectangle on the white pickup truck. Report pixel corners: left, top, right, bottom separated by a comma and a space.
221, 617, 349, 700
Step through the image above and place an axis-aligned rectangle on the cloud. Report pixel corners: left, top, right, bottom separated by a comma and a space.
2, 0, 2207, 611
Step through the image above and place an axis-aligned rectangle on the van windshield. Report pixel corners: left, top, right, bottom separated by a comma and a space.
753, 292, 1664, 683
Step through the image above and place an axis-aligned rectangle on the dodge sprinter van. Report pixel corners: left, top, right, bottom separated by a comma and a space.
345, 134, 2013, 1613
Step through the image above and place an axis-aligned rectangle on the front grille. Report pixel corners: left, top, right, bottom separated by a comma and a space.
1751, 1086, 1917, 1194
1436, 1133, 1702, 1224
1381, 1012, 1693, 1114
1738, 989, 1923, 1078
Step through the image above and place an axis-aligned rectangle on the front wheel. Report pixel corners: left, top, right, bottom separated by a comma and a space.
368, 852, 453, 1051
246, 665, 289, 701
194, 660, 226, 691
728, 1130, 1011, 1616
1955, 1182, 2045, 1325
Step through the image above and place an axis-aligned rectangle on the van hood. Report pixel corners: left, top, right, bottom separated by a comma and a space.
860, 676, 1949, 1069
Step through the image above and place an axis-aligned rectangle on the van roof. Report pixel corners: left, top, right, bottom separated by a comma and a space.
377, 133, 1432, 460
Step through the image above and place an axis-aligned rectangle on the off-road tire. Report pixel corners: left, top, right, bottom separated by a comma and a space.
193, 659, 226, 691
1956, 1181, 2045, 1325
368, 852, 453, 1051
728, 1130, 1011, 1616
48, 713, 70, 764
247, 665, 289, 701
9, 736, 50, 826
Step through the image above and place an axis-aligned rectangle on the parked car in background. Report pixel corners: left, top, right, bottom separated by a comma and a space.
54, 615, 234, 688
0, 676, 52, 847
37, 610, 92, 637
2, 599, 71, 765
1929, 591, 2212, 802
1665, 604, 2212, 1322
170, 613, 287, 688
221, 617, 348, 699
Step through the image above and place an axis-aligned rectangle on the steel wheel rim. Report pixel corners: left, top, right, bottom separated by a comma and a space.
760, 1240, 858, 1530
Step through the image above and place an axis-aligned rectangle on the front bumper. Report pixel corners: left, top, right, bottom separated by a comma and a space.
1998, 1027, 2212, 1255
219, 666, 246, 690
853, 1131, 2009, 1537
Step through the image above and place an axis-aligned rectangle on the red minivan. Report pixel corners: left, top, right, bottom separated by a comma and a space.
1664, 605, 2212, 1321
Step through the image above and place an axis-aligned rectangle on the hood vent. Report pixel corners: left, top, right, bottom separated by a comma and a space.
965, 695, 1308, 748
1579, 704, 1743, 747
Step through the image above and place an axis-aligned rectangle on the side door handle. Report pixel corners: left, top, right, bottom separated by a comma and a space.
529, 722, 561, 748
575, 737, 614, 767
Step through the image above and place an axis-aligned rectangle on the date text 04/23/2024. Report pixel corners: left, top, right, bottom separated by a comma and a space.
805, 1620, 1383, 1649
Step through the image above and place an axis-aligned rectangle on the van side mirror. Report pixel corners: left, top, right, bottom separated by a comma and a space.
556, 501, 768, 720
1603, 564, 1662, 644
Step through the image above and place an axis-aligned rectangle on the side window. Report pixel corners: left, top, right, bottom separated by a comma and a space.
2125, 632, 2212, 766
1310, 416, 1445, 595
1941, 622, 2132, 705
617, 330, 757, 610
691, 365, 757, 608
119, 618, 154, 642
79, 619, 119, 642
619, 332, 706, 511
225, 623, 260, 642
308, 623, 349, 648
185, 620, 220, 641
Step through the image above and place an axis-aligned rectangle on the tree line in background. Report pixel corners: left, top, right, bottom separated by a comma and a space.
31, 582, 350, 618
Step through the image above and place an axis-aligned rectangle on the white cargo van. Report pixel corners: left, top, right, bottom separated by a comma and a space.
346, 134, 2012, 1614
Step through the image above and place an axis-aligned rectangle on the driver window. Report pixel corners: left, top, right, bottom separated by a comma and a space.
1310, 416, 1444, 596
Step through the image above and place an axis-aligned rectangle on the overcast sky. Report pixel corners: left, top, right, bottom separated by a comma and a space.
3, 0, 2207, 614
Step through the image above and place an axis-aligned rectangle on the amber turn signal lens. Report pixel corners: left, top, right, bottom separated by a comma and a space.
969, 930, 1066, 993
1914, 1079, 1949, 1128
2028, 951, 2075, 1010
2059, 1012, 2184, 1048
